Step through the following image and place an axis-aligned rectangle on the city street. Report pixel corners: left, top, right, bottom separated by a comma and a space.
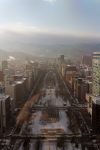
16, 70, 84, 150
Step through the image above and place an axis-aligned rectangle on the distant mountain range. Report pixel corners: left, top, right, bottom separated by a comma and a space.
0, 42, 100, 61
0, 49, 35, 61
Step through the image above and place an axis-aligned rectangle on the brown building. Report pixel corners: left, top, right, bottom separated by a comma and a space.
74, 78, 92, 102
81, 55, 92, 67
0, 71, 4, 82
13, 75, 23, 81
64, 66, 77, 89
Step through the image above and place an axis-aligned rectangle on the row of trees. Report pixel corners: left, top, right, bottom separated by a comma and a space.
16, 93, 40, 125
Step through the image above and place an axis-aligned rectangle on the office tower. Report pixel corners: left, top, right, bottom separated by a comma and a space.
92, 52, 100, 96
92, 97, 100, 134
0, 95, 11, 133
92, 52, 100, 134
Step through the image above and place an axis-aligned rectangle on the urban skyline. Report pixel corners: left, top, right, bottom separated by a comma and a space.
0, 1, 100, 150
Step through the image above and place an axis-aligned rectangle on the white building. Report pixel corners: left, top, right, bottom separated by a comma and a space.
86, 52, 100, 116
92, 52, 100, 96
91, 52, 100, 133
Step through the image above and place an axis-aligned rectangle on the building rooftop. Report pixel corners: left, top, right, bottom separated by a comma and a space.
0, 94, 9, 102
65, 66, 77, 72
15, 80, 24, 85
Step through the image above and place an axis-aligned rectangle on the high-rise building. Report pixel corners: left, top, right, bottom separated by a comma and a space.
2, 60, 8, 72
92, 97, 100, 134
5, 77, 29, 109
92, 52, 100, 134
81, 55, 92, 67
60, 55, 64, 63
92, 52, 100, 96
0, 95, 11, 133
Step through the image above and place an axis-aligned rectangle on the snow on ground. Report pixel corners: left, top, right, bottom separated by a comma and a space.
18, 71, 82, 150
40, 88, 66, 107
30, 110, 71, 134
29, 88, 72, 135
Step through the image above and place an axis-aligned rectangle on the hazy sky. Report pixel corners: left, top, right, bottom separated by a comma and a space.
0, 0, 100, 38
0, 0, 100, 36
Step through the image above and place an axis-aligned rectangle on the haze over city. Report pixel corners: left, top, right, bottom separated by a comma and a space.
0, 1, 100, 150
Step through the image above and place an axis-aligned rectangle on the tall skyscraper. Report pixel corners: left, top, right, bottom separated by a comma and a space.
92, 97, 100, 134
92, 52, 100, 134
0, 95, 11, 133
92, 52, 100, 96
60, 55, 64, 63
